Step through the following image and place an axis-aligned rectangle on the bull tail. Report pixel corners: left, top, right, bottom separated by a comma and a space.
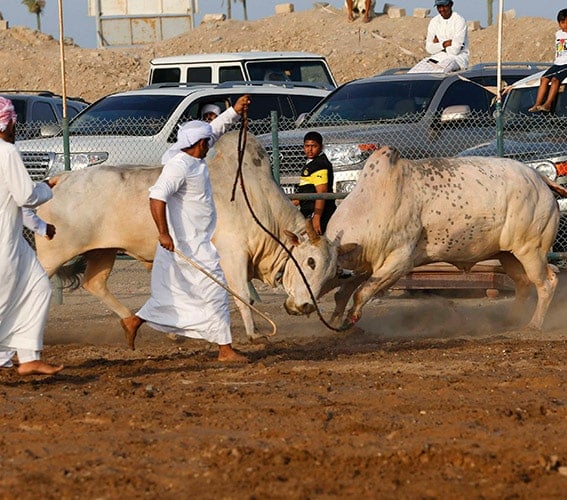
54, 256, 87, 290
540, 174, 567, 198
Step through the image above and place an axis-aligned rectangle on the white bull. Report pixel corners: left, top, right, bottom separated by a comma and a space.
36, 132, 338, 340
318, 146, 565, 331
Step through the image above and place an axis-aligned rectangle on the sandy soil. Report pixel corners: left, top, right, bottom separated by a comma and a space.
1, 6, 567, 498
1, 260, 567, 498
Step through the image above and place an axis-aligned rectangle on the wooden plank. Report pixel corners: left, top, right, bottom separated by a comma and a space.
392, 271, 515, 291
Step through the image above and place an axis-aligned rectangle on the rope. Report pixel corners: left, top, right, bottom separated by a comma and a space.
232, 107, 342, 332
173, 248, 277, 337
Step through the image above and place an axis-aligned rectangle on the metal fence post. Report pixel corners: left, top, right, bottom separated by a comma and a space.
270, 110, 280, 183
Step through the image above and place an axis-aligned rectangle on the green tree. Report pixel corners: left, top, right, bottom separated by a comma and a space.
21, 0, 46, 32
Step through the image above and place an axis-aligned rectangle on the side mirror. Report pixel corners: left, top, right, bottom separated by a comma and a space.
440, 104, 471, 122
40, 124, 61, 137
295, 112, 307, 126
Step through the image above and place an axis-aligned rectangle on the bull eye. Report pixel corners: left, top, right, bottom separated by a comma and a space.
307, 257, 316, 270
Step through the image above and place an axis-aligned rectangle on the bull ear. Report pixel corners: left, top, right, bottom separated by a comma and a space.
389, 147, 400, 165
305, 218, 320, 243
283, 229, 300, 247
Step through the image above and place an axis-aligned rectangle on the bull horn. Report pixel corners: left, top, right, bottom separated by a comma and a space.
305, 218, 320, 243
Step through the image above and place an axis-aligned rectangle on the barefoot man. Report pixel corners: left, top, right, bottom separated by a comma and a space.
0, 96, 63, 376
121, 96, 251, 363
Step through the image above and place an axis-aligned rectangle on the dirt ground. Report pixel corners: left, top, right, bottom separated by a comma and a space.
1, 260, 567, 498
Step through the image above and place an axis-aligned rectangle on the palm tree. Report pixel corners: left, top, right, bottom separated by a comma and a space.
21, 0, 46, 32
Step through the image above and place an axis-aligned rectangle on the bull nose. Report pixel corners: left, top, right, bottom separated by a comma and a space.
284, 299, 316, 316
299, 303, 316, 314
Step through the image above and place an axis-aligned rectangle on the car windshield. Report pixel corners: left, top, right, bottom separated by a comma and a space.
303, 79, 441, 126
68, 94, 186, 136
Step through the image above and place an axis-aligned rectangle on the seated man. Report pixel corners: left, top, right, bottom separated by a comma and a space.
346, 0, 375, 23
201, 104, 221, 123
408, 0, 469, 74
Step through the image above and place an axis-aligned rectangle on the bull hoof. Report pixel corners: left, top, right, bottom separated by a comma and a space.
340, 316, 359, 331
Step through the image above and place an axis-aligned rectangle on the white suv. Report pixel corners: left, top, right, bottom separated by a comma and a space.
17, 82, 330, 180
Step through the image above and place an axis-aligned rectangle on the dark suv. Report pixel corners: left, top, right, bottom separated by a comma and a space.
258, 62, 550, 194
0, 91, 88, 140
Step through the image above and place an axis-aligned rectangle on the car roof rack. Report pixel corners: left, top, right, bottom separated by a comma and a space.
376, 67, 412, 76
0, 89, 89, 104
215, 80, 333, 90
143, 82, 217, 90
142, 81, 332, 91
468, 62, 552, 72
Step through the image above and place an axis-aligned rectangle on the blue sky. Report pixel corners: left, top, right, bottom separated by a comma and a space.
0, 0, 560, 49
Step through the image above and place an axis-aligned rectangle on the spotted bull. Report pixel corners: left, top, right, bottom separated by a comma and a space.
322, 146, 565, 331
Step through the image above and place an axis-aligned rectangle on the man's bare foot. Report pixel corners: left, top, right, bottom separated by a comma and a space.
347, 14, 354, 22
17, 360, 64, 376
218, 344, 249, 363
362, 15, 371, 23
120, 315, 143, 350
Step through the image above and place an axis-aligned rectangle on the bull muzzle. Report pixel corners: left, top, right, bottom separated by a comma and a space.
284, 298, 316, 316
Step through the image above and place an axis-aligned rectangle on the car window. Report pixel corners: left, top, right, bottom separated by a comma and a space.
67, 103, 84, 118
151, 67, 181, 84
178, 98, 230, 123
8, 98, 27, 123
69, 94, 185, 136
30, 101, 58, 123
246, 61, 334, 87
288, 95, 325, 118
306, 79, 440, 124
187, 67, 212, 83
219, 66, 245, 82
438, 80, 492, 112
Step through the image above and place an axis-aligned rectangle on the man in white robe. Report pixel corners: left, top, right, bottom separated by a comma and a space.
0, 209, 56, 368
120, 95, 250, 363
408, 0, 469, 74
0, 96, 63, 375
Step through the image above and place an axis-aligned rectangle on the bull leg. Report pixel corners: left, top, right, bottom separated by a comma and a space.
343, 251, 414, 329
510, 250, 557, 330
330, 272, 371, 327
498, 252, 533, 326
81, 249, 132, 319
218, 250, 260, 341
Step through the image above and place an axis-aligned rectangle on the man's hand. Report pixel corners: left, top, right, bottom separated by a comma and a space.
158, 233, 174, 252
43, 176, 59, 189
45, 224, 56, 240
234, 94, 251, 115
312, 213, 323, 235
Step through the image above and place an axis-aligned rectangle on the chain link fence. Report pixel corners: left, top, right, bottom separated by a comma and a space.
18, 110, 567, 255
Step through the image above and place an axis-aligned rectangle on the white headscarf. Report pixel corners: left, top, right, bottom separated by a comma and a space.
0, 96, 17, 133
161, 120, 213, 164
201, 104, 221, 119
